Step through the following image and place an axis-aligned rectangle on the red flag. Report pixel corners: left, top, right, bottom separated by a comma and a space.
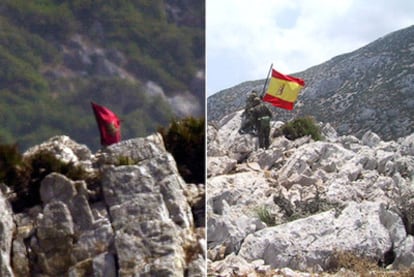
91, 102, 121, 146
263, 69, 305, 110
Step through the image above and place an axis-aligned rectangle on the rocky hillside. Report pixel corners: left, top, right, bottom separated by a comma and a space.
207, 112, 414, 276
0, 1, 204, 151
208, 25, 414, 141
0, 134, 205, 276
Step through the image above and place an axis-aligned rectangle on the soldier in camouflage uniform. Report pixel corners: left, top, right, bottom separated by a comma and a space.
239, 90, 259, 135
250, 97, 272, 149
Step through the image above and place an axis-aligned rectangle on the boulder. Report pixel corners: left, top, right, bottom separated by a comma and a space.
24, 135, 93, 171
207, 124, 226, 157
34, 201, 75, 275
362, 130, 382, 147
399, 133, 414, 156
40, 173, 94, 232
0, 190, 14, 277
207, 156, 237, 177
99, 135, 199, 275
207, 212, 265, 256
0, 133, 205, 276
95, 134, 166, 165
214, 111, 257, 161
247, 147, 284, 170
238, 202, 405, 271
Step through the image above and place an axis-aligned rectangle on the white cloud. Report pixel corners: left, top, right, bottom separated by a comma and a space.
207, 0, 414, 95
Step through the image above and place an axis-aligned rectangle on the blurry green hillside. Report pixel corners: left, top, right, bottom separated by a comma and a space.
0, 0, 205, 151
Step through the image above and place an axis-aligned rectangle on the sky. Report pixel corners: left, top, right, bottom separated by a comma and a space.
206, 0, 414, 96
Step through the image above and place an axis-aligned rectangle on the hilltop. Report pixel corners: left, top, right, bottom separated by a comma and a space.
207, 25, 414, 141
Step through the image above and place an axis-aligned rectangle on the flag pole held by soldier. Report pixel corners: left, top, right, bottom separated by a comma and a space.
239, 64, 274, 148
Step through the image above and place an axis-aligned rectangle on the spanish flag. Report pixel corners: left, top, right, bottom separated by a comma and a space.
263, 69, 305, 110
91, 102, 121, 146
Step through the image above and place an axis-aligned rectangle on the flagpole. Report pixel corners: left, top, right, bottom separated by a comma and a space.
261, 63, 273, 99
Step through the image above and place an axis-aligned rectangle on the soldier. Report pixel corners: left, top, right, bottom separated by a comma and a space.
250, 97, 272, 149
239, 90, 259, 135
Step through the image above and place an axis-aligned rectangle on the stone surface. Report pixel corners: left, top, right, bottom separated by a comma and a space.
207, 110, 414, 275
0, 134, 205, 276
24, 135, 93, 170
0, 190, 14, 277
207, 156, 237, 177
238, 201, 404, 271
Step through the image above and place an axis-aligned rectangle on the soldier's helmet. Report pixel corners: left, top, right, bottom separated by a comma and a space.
248, 90, 258, 100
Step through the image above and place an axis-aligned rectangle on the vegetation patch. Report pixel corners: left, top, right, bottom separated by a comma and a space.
158, 117, 205, 184
0, 143, 31, 201
272, 186, 343, 225
326, 250, 378, 273
280, 116, 322, 141
116, 155, 137, 166
324, 250, 414, 276
254, 205, 276, 227
0, 142, 96, 212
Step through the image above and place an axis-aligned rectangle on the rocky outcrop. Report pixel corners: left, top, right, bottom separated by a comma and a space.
207, 111, 414, 276
0, 189, 14, 277
238, 201, 405, 270
1, 134, 205, 276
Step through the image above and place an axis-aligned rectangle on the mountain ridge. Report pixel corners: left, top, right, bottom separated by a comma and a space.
207, 25, 414, 141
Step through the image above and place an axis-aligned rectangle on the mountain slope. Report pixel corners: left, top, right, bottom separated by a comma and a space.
0, 0, 205, 151
208, 25, 414, 141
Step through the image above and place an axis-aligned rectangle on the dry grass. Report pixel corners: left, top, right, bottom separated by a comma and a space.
326, 251, 378, 273
208, 250, 414, 277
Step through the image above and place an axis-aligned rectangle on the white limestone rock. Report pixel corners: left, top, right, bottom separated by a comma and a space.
23, 135, 93, 170
0, 191, 14, 277
207, 156, 237, 177
238, 201, 405, 271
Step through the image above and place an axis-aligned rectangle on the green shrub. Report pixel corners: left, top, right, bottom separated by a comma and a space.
1, 145, 92, 212
0, 143, 31, 198
281, 116, 322, 141
158, 117, 205, 184
255, 205, 276, 227
28, 150, 89, 182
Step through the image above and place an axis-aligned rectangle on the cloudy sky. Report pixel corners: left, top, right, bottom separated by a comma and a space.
206, 0, 414, 96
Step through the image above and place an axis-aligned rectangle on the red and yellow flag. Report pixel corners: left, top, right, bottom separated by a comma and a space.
91, 102, 121, 146
263, 69, 305, 110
